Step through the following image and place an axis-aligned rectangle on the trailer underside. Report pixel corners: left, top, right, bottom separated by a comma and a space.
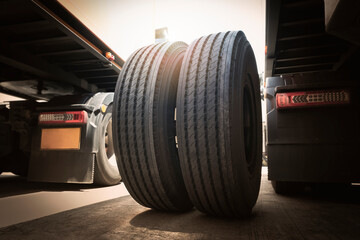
0, 0, 124, 100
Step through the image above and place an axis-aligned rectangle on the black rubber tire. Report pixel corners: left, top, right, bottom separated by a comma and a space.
112, 42, 193, 211
94, 105, 121, 186
176, 31, 262, 217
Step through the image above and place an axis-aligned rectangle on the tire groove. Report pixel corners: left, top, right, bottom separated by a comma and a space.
203, 32, 225, 214
139, 42, 171, 209
183, 37, 205, 211
193, 34, 217, 215
132, 43, 165, 209
115, 47, 144, 204
215, 31, 232, 211
123, 45, 153, 207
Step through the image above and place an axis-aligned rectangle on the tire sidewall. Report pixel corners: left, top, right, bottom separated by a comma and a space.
95, 104, 121, 185
229, 34, 262, 210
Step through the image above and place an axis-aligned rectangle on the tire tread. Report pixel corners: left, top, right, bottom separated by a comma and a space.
177, 31, 262, 217
113, 42, 192, 211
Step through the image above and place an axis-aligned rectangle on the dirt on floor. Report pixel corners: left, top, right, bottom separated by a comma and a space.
1, 169, 360, 239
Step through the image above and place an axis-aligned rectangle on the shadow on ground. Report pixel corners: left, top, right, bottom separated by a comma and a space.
1, 175, 360, 239
0, 174, 101, 198
130, 209, 257, 235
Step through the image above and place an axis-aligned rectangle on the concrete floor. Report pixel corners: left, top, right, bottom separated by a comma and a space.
1, 168, 360, 239
0, 173, 128, 228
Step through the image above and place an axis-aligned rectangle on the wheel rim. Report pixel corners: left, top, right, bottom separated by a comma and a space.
105, 119, 117, 167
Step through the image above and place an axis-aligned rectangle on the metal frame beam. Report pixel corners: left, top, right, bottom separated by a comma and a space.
0, 39, 98, 95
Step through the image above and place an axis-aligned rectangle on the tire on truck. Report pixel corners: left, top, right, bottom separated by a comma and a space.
112, 42, 193, 211
176, 31, 262, 217
94, 104, 121, 186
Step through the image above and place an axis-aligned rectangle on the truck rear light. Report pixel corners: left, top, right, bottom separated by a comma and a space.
39, 111, 88, 124
276, 89, 350, 109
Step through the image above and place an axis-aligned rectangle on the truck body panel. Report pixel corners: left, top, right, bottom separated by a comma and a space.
265, 0, 360, 185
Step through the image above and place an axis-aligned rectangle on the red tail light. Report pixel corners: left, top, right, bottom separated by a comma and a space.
276, 89, 350, 109
39, 111, 88, 124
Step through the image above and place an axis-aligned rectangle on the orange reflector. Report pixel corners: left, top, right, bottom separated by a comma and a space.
39, 111, 87, 124
276, 89, 350, 109
105, 52, 115, 61
41, 128, 81, 150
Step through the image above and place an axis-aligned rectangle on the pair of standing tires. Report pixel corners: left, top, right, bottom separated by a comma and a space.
113, 31, 262, 217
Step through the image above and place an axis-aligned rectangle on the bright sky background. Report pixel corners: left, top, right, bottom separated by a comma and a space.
59, 0, 265, 73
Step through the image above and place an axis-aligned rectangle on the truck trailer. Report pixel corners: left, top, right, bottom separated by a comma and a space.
0, 0, 123, 185
265, 0, 360, 193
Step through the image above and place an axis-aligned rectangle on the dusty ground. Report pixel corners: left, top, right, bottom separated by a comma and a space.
0, 173, 128, 228
1, 169, 360, 239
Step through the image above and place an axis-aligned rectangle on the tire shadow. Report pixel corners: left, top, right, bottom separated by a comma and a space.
130, 208, 257, 236
0, 173, 104, 198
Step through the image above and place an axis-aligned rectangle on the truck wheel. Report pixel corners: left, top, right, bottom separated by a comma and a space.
112, 42, 193, 211
94, 105, 121, 186
176, 31, 262, 217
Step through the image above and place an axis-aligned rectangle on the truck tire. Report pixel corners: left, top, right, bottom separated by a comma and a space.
94, 105, 122, 186
176, 31, 262, 217
112, 42, 193, 211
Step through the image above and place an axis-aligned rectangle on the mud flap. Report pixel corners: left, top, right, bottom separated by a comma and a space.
28, 124, 95, 184
28, 150, 94, 184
